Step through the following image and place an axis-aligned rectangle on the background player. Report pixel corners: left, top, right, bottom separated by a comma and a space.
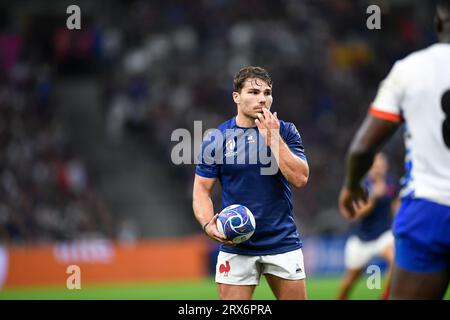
192, 66, 309, 300
337, 152, 397, 300
339, 0, 450, 299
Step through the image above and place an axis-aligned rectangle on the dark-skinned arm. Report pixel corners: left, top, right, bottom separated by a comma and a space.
338, 115, 400, 220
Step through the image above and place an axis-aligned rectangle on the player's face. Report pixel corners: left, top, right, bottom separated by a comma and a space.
233, 78, 273, 119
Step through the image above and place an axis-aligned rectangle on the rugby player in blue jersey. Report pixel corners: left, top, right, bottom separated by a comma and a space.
339, 0, 450, 299
193, 66, 309, 300
337, 153, 398, 300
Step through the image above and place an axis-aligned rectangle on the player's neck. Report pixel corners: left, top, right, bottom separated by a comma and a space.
235, 113, 256, 128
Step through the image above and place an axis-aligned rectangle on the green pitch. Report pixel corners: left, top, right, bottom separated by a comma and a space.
1, 276, 449, 300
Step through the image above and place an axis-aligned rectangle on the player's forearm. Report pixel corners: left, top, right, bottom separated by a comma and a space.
344, 149, 375, 190
273, 138, 309, 188
345, 116, 399, 190
192, 191, 215, 228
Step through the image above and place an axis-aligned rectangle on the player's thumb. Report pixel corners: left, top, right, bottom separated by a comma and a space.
274, 112, 278, 119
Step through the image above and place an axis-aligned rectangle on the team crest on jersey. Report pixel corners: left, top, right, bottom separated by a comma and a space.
224, 138, 237, 157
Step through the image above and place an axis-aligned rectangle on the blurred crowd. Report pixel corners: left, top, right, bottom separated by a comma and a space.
0, 0, 439, 244
0, 48, 114, 245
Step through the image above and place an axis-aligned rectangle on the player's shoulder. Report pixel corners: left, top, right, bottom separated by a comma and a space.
279, 119, 296, 131
279, 120, 304, 141
395, 43, 442, 69
200, 118, 234, 144
382, 44, 441, 84
216, 117, 235, 132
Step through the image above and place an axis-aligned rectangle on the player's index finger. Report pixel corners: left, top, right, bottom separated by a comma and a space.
256, 112, 264, 120
255, 118, 265, 129
262, 108, 272, 118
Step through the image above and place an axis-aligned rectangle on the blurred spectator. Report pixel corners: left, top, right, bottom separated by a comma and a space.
0, 57, 114, 245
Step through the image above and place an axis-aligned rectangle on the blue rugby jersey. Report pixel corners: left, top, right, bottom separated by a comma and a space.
351, 177, 397, 241
195, 116, 307, 255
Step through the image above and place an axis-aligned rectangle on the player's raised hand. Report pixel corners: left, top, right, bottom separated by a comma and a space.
338, 185, 368, 220
255, 108, 280, 147
204, 214, 235, 246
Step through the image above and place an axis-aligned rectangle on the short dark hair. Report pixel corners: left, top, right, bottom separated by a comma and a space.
233, 66, 273, 93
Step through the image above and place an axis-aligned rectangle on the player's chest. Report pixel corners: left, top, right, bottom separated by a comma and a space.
220, 132, 273, 171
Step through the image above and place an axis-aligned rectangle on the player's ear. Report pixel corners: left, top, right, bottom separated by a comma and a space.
232, 91, 240, 104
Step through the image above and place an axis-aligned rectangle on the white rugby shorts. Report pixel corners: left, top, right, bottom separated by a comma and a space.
215, 249, 306, 285
344, 230, 394, 269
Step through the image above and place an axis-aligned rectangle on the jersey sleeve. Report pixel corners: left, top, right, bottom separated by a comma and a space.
195, 129, 221, 178
369, 61, 405, 123
283, 122, 307, 161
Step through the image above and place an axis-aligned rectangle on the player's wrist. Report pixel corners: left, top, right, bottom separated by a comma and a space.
202, 221, 210, 233
269, 131, 281, 142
